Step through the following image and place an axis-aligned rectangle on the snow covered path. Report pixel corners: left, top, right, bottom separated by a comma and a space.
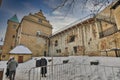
1, 56, 120, 80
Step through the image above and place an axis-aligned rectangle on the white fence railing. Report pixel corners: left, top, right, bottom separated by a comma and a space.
28, 63, 120, 80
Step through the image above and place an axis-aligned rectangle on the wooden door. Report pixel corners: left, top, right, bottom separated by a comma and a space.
18, 56, 23, 63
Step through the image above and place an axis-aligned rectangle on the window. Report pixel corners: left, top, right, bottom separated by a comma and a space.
0, 46, 2, 49
11, 46, 13, 49
73, 46, 77, 53
38, 19, 42, 23
13, 25, 17, 29
59, 49, 61, 53
65, 47, 68, 52
69, 35, 75, 42
36, 31, 41, 36
44, 51, 46, 56
12, 35, 15, 38
56, 50, 59, 53
55, 40, 58, 46
2, 55, 5, 58
56, 49, 61, 53
65, 47, 68, 49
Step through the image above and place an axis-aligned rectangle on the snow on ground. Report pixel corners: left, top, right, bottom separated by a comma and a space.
1, 56, 120, 80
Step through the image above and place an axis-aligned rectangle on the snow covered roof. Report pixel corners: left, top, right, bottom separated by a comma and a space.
52, 14, 94, 35
9, 45, 32, 54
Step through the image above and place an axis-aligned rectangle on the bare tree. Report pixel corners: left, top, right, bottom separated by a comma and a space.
53, 0, 111, 16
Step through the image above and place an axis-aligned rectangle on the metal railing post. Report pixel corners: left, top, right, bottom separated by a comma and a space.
112, 67, 115, 80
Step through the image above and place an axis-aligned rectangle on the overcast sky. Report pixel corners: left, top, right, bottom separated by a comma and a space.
0, 0, 113, 39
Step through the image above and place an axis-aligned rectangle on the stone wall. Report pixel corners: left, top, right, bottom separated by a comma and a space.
2, 21, 19, 60
50, 18, 100, 56
17, 12, 52, 57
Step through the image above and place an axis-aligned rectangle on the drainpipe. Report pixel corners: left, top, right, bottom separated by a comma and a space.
48, 38, 50, 56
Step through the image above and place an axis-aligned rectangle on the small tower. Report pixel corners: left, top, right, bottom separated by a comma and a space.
2, 14, 19, 60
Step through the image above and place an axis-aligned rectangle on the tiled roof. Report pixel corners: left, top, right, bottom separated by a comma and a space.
9, 14, 19, 23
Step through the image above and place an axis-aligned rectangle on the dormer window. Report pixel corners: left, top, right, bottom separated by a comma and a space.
38, 19, 42, 23
36, 31, 41, 36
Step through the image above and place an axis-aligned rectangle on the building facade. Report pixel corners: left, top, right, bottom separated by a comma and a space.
96, 1, 120, 57
49, 1, 120, 57
2, 10, 52, 60
1, 1, 120, 60
16, 10, 52, 57
49, 17, 100, 56
0, 40, 3, 60
2, 15, 19, 60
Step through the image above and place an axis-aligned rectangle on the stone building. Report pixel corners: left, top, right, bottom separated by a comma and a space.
49, 16, 100, 56
96, 1, 120, 57
15, 10, 52, 57
9, 45, 32, 63
0, 40, 3, 60
49, 0, 120, 57
2, 15, 19, 60
2, 10, 52, 60
1, 0, 120, 61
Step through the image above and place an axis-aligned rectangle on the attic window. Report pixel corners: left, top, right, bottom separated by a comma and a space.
38, 19, 42, 23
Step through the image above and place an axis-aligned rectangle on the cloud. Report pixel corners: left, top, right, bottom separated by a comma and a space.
16, 2, 40, 21
52, 10, 63, 16
43, 1, 91, 33
45, 10, 78, 33
0, 1, 40, 38
2, 0, 110, 38
0, 28, 6, 38
43, 0, 60, 9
